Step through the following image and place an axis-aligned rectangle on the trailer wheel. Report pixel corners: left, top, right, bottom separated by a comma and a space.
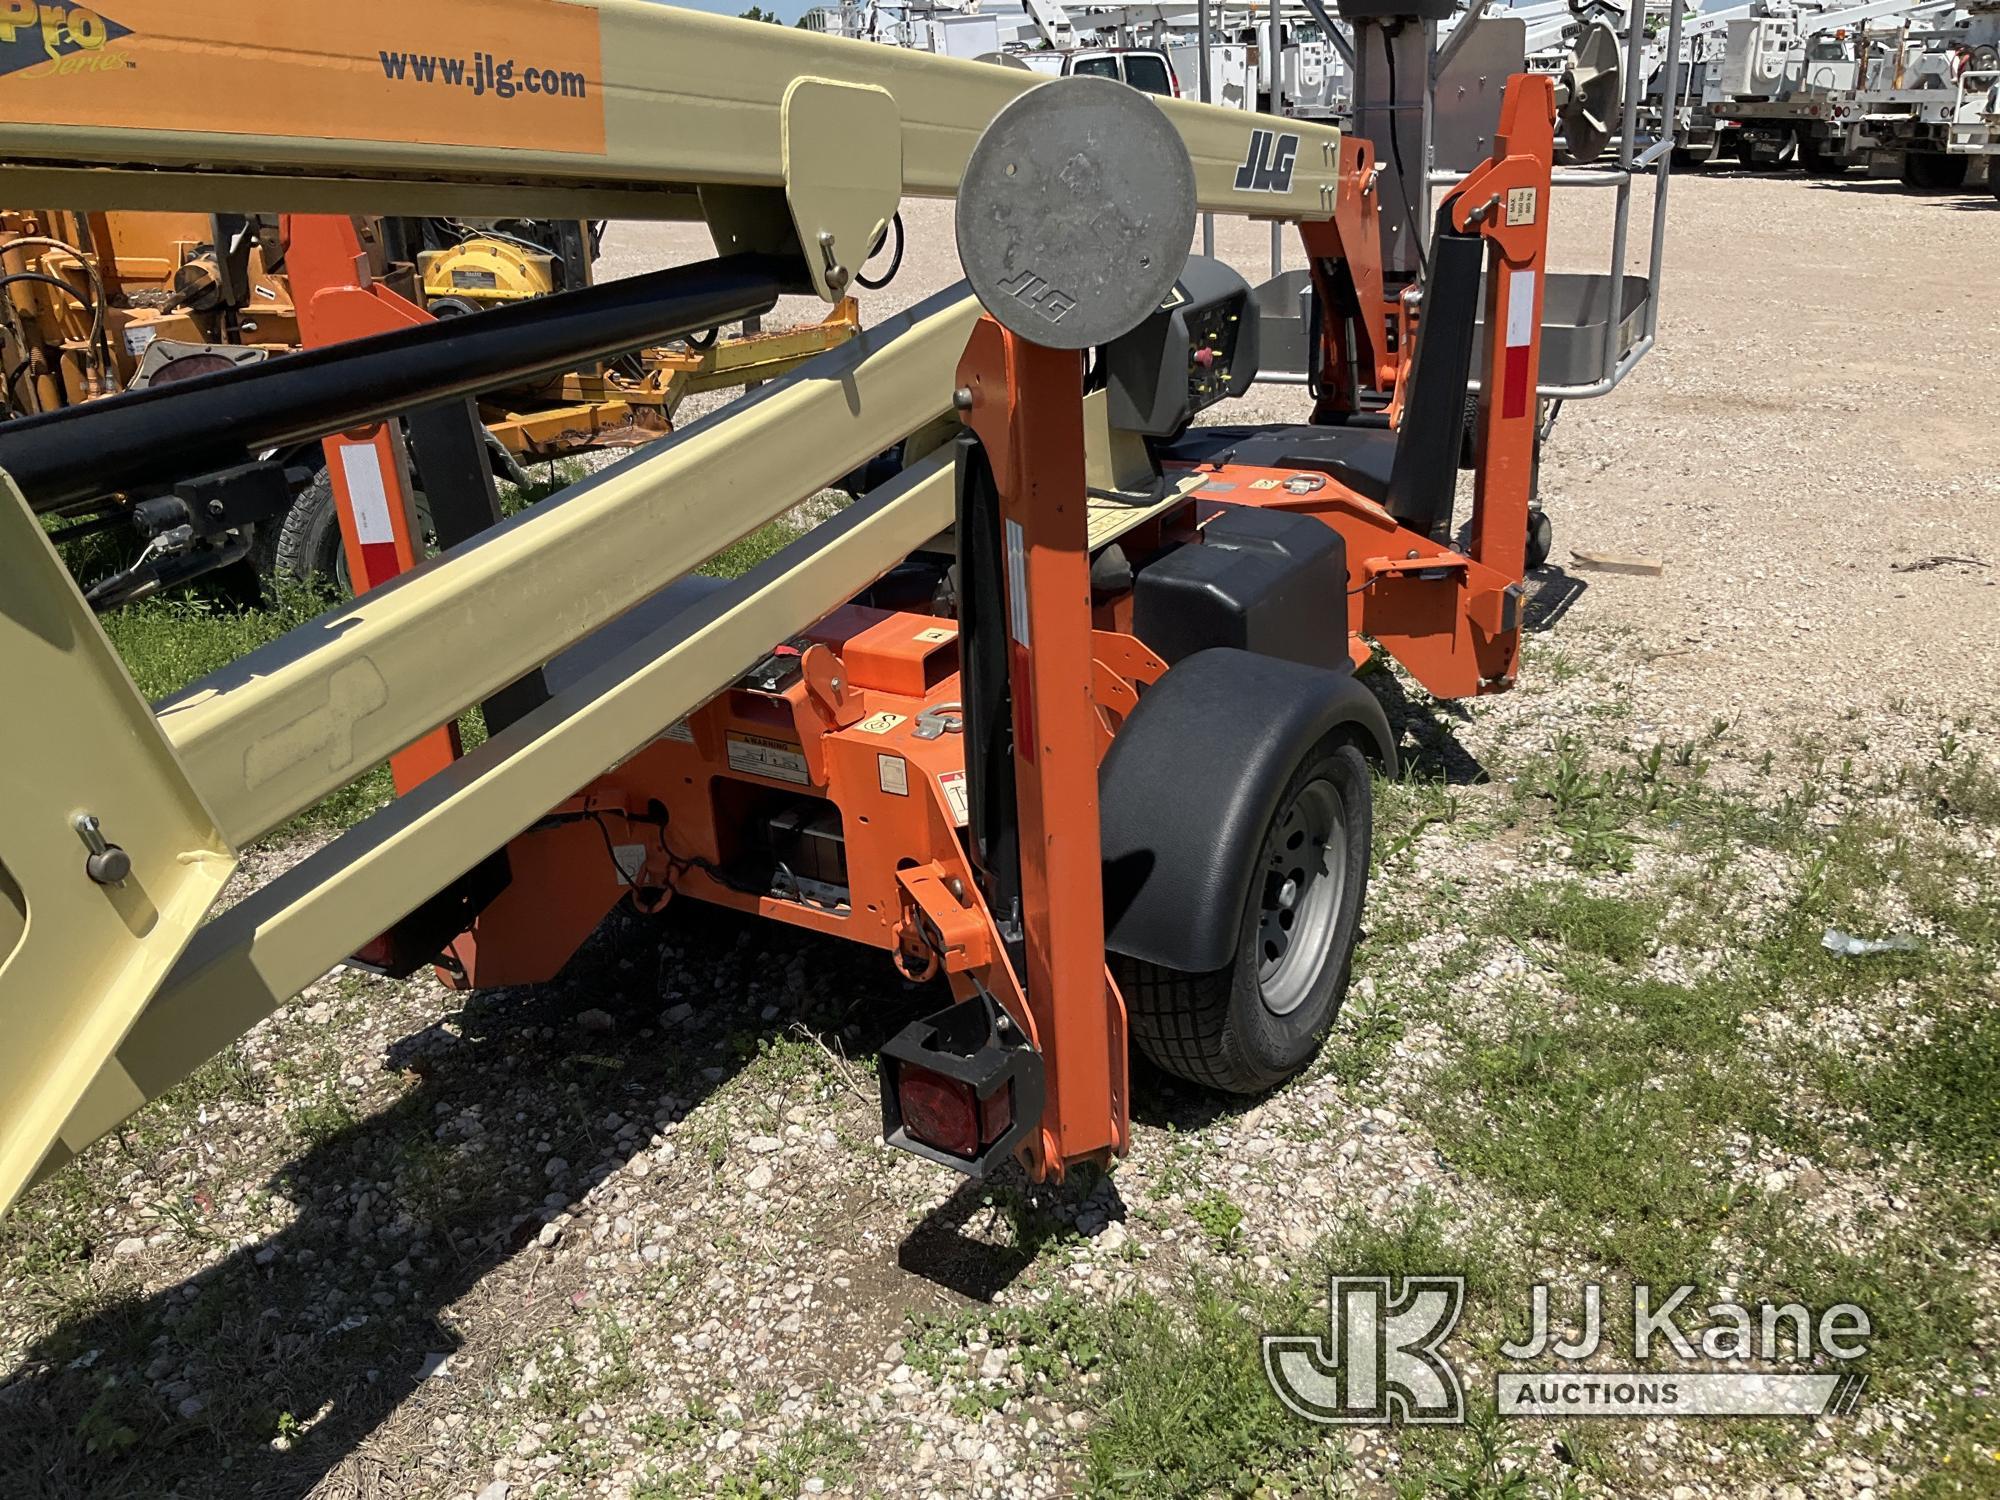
1798, 138, 1850, 177
1901, 152, 1969, 190
1115, 737, 1371, 1094
1669, 138, 1715, 171
1526, 508, 1554, 570
268, 463, 433, 593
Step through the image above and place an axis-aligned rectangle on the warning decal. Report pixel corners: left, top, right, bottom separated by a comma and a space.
877, 754, 909, 797
727, 733, 810, 786
937, 770, 970, 827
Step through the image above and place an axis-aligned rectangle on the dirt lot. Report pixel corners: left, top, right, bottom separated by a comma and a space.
2, 169, 1996, 1500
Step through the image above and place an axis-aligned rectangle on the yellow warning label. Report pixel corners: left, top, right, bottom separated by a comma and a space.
854, 711, 906, 736
913, 626, 955, 644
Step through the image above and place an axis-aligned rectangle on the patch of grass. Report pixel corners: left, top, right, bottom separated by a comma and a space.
1835, 995, 2000, 1176
1398, 1394, 1588, 1500
1086, 1276, 1343, 1497
1186, 1190, 1245, 1253
1493, 882, 1661, 967
905, 1288, 1106, 1402
1312, 993, 1406, 1087
285, 1096, 360, 1148
1085, 1198, 1520, 1498
714, 1415, 862, 1499
1907, 1391, 2000, 1498
1423, 975, 1776, 1284
700, 515, 811, 581
100, 580, 333, 701
499, 456, 590, 513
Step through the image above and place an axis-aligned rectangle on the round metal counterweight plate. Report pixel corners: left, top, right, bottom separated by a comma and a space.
956, 76, 1197, 350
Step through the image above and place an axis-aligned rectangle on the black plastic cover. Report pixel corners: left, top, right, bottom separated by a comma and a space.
1133, 504, 1349, 672
1100, 648, 1395, 974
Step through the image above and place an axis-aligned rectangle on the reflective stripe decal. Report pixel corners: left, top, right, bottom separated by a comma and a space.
1502, 268, 1536, 420
1004, 518, 1031, 649
1003, 517, 1034, 763
337, 441, 402, 589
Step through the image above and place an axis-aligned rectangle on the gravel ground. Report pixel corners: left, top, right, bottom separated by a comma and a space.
2, 169, 1997, 1499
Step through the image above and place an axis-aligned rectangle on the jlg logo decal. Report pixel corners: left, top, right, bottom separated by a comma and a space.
996, 268, 1078, 328
1233, 129, 1300, 194
0, 2, 133, 77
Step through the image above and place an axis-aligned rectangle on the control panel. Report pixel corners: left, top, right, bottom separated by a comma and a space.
1103, 255, 1261, 439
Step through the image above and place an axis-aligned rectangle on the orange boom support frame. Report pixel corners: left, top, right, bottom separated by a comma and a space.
351, 76, 1559, 1184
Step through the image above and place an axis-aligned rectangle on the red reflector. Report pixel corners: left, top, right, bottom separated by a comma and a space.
353, 933, 396, 969
898, 1068, 979, 1157
979, 1086, 1013, 1144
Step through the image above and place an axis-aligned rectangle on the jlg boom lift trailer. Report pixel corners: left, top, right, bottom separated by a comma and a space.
0, 0, 1671, 1210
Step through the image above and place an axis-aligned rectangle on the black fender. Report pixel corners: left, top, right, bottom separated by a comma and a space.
1099, 647, 1396, 974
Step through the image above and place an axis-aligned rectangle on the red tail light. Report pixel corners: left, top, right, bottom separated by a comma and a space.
896, 1066, 1014, 1160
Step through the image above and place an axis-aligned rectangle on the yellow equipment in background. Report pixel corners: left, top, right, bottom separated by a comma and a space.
419, 233, 560, 316
5, 208, 865, 597
0, 209, 302, 414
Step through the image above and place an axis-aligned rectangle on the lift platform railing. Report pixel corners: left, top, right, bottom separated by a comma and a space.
1249, 1, 1682, 399
1432, 0, 1684, 400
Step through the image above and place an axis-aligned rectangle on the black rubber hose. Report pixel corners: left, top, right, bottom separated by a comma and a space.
855, 212, 905, 291
0, 252, 794, 513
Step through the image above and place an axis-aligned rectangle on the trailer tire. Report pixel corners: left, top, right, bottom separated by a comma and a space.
1670, 140, 1714, 171
1901, 152, 1969, 190
269, 462, 433, 593
1115, 737, 1371, 1095
1798, 138, 1850, 177
1526, 508, 1554, 571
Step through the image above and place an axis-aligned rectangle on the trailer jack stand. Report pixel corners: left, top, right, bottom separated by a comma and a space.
880, 988, 1045, 1176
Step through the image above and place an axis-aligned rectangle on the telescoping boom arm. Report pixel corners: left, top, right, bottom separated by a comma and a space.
0, 0, 1344, 299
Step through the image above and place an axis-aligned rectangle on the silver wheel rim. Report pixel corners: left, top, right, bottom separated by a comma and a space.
1256, 777, 1345, 1017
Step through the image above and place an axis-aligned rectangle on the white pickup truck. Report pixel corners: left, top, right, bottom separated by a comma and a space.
1013, 46, 1183, 97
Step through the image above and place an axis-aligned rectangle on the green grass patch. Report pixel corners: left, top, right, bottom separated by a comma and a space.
1494, 882, 1661, 967
1084, 1199, 1530, 1498
1823, 992, 2000, 1178
1086, 1276, 1346, 1497
700, 514, 813, 580
100, 581, 334, 702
